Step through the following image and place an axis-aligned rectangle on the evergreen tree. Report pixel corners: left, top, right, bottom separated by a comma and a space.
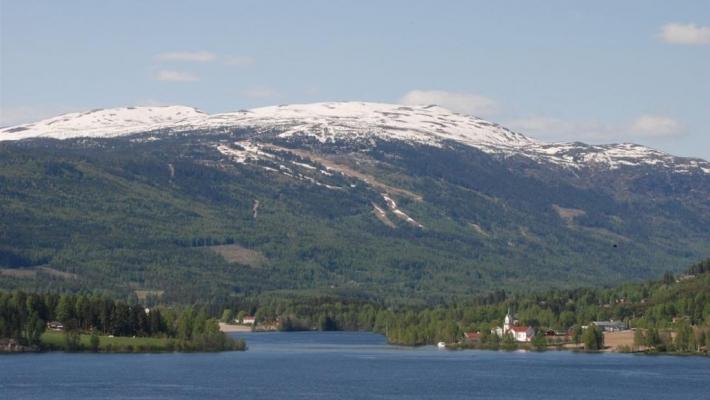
645, 327, 661, 350
56, 295, 75, 325
89, 331, 100, 352
572, 325, 583, 345
531, 332, 547, 350
633, 328, 645, 351
583, 325, 603, 350
236, 310, 247, 324
501, 334, 517, 350
25, 312, 44, 346
674, 322, 693, 352
220, 309, 234, 323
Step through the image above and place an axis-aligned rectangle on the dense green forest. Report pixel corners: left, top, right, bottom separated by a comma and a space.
2, 259, 708, 353
0, 291, 244, 352
218, 259, 709, 352
1, 133, 708, 303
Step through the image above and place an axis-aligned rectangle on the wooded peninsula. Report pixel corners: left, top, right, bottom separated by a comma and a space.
0, 294, 244, 353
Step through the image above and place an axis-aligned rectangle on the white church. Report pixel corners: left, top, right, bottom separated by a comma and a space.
492, 309, 535, 342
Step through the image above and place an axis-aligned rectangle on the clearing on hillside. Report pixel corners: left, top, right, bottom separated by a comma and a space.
208, 244, 268, 267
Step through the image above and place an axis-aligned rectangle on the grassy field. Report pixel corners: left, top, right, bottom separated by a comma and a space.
603, 330, 636, 352
208, 244, 268, 267
41, 331, 176, 352
40, 331, 246, 352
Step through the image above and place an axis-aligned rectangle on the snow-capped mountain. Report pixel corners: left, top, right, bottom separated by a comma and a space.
0, 105, 206, 141
1, 102, 708, 300
1, 102, 707, 173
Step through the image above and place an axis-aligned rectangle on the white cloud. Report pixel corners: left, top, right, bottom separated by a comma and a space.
156, 51, 216, 62
155, 70, 199, 82
506, 114, 686, 142
225, 56, 255, 67
659, 23, 710, 45
400, 90, 499, 117
630, 115, 685, 137
506, 116, 616, 142
242, 87, 280, 99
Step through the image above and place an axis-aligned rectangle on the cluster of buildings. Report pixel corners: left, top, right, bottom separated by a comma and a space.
491, 309, 535, 342
464, 309, 535, 343
590, 320, 628, 332
463, 309, 629, 344
236, 315, 255, 325
46, 321, 64, 331
491, 310, 535, 342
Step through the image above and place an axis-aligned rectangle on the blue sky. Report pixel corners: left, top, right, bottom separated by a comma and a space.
1, 1, 708, 158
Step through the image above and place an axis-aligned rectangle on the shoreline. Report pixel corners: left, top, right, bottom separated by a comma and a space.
0, 331, 246, 354
4, 330, 706, 357
218, 323, 253, 333
442, 341, 708, 357
219, 322, 280, 333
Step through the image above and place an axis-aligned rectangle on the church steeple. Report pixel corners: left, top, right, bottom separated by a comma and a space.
503, 307, 512, 331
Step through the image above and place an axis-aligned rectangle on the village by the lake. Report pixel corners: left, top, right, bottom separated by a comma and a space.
2, 2, 710, 399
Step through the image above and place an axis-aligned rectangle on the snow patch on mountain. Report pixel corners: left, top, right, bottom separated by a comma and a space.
0, 106, 205, 141
382, 194, 423, 228
195, 102, 536, 152
2, 102, 707, 174
216, 141, 343, 190
530, 142, 703, 171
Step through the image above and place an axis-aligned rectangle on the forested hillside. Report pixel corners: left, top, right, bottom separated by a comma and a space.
1, 126, 708, 303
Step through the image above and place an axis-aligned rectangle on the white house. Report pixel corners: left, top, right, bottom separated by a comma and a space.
509, 325, 535, 342
46, 321, 64, 331
240, 315, 256, 325
491, 309, 534, 342
592, 320, 627, 332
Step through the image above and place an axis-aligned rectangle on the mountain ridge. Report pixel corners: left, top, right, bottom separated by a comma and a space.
2, 102, 707, 174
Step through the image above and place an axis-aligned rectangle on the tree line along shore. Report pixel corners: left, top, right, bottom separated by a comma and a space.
0, 293, 245, 353
217, 259, 709, 355
2, 259, 708, 355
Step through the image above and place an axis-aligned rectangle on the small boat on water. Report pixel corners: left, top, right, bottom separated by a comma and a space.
437, 342, 446, 349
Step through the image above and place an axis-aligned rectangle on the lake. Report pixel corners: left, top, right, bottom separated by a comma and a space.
1, 331, 709, 399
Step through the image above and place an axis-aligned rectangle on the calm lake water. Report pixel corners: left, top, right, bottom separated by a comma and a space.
1, 331, 709, 399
